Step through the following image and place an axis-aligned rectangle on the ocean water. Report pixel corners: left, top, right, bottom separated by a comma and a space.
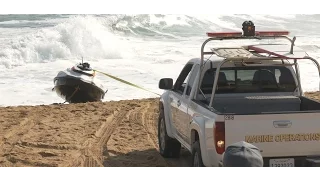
0, 14, 320, 106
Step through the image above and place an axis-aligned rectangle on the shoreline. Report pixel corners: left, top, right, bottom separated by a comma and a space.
1, 91, 319, 108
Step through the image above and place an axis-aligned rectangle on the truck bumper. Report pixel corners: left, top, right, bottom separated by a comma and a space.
305, 157, 320, 167
263, 156, 320, 167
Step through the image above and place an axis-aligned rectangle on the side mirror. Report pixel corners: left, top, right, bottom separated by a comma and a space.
159, 78, 173, 90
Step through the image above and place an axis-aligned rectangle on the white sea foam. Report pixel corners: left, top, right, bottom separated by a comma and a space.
0, 14, 320, 106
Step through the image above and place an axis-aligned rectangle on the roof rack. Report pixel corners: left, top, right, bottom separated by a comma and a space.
196, 21, 320, 108
201, 32, 295, 67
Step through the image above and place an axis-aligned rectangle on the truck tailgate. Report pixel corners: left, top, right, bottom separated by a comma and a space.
225, 112, 320, 158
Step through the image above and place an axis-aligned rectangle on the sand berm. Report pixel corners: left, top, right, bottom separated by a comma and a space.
1, 91, 320, 167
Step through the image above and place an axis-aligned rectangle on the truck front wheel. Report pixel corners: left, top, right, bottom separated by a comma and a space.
158, 111, 181, 158
192, 141, 204, 167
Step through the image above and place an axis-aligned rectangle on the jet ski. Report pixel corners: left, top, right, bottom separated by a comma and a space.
53, 62, 107, 103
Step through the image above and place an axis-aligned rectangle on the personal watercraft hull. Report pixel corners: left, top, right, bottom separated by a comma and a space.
54, 76, 105, 103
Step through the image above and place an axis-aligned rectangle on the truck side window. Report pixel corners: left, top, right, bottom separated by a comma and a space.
173, 63, 194, 95
185, 64, 199, 96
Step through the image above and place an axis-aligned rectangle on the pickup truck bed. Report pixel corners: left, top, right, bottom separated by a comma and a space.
199, 96, 320, 114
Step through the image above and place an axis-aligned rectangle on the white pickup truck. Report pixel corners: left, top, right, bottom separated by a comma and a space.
157, 22, 320, 167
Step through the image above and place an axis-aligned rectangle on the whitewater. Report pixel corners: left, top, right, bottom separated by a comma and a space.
1, 14, 320, 106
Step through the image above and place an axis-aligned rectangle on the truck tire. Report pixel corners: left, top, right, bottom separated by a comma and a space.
191, 141, 204, 167
158, 110, 181, 158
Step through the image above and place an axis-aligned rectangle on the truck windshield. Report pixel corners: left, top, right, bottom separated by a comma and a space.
201, 66, 297, 94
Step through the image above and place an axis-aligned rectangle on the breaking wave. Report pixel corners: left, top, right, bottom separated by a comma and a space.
1, 14, 320, 68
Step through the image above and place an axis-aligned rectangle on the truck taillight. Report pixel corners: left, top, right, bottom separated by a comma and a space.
214, 122, 225, 154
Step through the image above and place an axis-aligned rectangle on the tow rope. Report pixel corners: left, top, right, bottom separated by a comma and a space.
93, 69, 161, 96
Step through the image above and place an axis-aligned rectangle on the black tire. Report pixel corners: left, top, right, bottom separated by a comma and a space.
191, 141, 205, 167
158, 110, 181, 158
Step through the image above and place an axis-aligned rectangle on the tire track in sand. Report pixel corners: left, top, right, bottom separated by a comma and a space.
1, 117, 39, 166
73, 104, 136, 167
0, 98, 192, 167
103, 99, 170, 167
140, 101, 159, 150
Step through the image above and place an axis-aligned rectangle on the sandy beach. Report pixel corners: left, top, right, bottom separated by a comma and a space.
0, 91, 319, 167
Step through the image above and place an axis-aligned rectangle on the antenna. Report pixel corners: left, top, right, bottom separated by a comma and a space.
82, 56, 83, 64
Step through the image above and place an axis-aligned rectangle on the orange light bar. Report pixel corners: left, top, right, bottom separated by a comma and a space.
255, 31, 290, 36
207, 32, 242, 38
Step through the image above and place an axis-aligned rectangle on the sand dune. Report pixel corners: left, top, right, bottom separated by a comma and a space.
0, 92, 319, 167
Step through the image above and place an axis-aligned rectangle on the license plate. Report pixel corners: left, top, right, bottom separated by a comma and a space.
269, 158, 294, 167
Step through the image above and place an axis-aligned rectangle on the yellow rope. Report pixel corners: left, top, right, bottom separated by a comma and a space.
93, 69, 161, 96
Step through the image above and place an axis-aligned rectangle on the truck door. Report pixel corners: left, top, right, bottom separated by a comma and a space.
181, 64, 199, 143
169, 63, 194, 140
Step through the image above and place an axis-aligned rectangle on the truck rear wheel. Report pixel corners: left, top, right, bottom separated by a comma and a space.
158, 111, 181, 158
192, 141, 204, 167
